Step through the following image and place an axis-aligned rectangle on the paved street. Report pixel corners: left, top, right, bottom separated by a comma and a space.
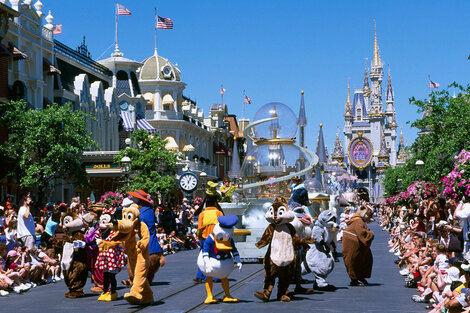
1, 222, 426, 312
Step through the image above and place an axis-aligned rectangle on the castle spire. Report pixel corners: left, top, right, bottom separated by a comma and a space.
397, 128, 408, 160
386, 67, 394, 103
363, 62, 370, 91
377, 131, 390, 172
316, 124, 328, 164
344, 82, 353, 116
372, 20, 382, 68
332, 128, 345, 165
298, 90, 307, 127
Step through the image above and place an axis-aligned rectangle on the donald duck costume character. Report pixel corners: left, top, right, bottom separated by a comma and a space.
197, 215, 242, 304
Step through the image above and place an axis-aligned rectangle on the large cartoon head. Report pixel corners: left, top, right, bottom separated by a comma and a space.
61, 210, 84, 233
99, 206, 116, 230
118, 204, 140, 233
265, 197, 295, 225
316, 210, 337, 229
212, 215, 238, 250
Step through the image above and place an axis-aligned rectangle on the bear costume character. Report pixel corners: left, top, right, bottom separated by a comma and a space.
254, 198, 314, 302
197, 215, 242, 304
100, 204, 154, 304
301, 209, 337, 292
342, 205, 374, 287
61, 210, 89, 298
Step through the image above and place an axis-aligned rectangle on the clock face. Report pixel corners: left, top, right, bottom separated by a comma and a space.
179, 172, 198, 192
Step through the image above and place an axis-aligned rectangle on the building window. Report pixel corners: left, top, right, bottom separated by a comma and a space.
163, 104, 170, 111
116, 70, 131, 96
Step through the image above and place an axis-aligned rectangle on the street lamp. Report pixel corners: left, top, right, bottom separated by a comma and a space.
415, 160, 424, 180
121, 138, 132, 186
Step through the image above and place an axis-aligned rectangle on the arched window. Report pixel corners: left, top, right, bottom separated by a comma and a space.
116, 70, 131, 96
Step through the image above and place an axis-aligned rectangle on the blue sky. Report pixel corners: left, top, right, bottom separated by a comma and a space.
44, 0, 470, 152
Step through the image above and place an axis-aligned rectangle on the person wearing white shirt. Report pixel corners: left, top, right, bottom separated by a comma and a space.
455, 199, 470, 255
17, 196, 35, 250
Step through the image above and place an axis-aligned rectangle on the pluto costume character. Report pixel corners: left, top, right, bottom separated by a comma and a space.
197, 215, 242, 304
100, 204, 154, 304
254, 198, 313, 302
301, 210, 337, 292
61, 211, 89, 298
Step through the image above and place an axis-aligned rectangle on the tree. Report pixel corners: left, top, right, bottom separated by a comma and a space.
0, 101, 97, 206
383, 83, 470, 196
114, 129, 178, 198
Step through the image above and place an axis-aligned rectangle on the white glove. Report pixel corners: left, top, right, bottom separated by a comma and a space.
73, 240, 86, 249
234, 255, 242, 271
96, 239, 102, 245
203, 256, 212, 273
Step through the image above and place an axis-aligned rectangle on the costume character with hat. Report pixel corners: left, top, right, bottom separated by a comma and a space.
342, 205, 374, 286
254, 198, 314, 302
124, 190, 165, 286
60, 210, 89, 298
197, 215, 242, 304
100, 203, 153, 304
193, 181, 224, 283
83, 211, 104, 293
96, 206, 126, 301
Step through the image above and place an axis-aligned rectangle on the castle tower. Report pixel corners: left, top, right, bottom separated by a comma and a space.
332, 129, 345, 167
369, 21, 384, 115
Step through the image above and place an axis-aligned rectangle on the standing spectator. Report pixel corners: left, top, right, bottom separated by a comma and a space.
17, 196, 35, 250
180, 200, 193, 234
4, 194, 14, 212
5, 219, 17, 253
160, 206, 176, 235
455, 199, 470, 255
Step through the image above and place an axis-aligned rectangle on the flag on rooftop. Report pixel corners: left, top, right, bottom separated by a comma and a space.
430, 80, 440, 89
53, 24, 62, 35
220, 87, 226, 95
157, 16, 173, 29
117, 4, 131, 15
244, 95, 251, 104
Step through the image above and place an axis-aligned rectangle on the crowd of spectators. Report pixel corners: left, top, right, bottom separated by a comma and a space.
0, 191, 208, 297
380, 197, 470, 313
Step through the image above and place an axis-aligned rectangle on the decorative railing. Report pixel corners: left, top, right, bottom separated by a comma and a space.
42, 27, 52, 41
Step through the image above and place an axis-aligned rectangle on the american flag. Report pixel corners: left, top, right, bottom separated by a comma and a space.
157, 16, 173, 29
430, 80, 440, 89
244, 95, 251, 104
117, 4, 131, 15
53, 24, 62, 35
220, 87, 226, 95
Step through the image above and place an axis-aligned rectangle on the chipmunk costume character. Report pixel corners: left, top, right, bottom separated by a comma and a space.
100, 204, 153, 304
61, 211, 88, 298
197, 215, 242, 304
254, 198, 313, 302
301, 209, 337, 292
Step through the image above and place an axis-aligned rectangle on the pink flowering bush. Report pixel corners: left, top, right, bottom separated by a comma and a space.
440, 149, 470, 200
407, 181, 438, 201
191, 196, 204, 207
99, 191, 124, 207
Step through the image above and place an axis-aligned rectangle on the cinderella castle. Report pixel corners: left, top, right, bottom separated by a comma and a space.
331, 24, 408, 202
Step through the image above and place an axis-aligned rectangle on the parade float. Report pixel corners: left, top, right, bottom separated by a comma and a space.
219, 102, 319, 261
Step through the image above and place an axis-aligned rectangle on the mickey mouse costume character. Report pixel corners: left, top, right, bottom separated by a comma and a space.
197, 215, 242, 304
96, 206, 126, 301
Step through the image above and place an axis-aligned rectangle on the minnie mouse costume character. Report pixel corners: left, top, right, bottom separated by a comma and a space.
96, 206, 126, 301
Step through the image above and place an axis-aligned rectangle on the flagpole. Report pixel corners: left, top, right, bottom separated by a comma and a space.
154, 8, 158, 55
115, 0, 118, 52
221, 84, 223, 105
242, 90, 246, 120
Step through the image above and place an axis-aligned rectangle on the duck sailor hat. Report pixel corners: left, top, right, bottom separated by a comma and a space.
218, 215, 238, 229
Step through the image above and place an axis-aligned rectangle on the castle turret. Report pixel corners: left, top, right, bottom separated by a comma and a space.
376, 132, 390, 173
369, 21, 384, 115
332, 129, 345, 166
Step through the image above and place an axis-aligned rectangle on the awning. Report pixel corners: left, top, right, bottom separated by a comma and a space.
182, 144, 195, 152
162, 93, 174, 105
164, 136, 179, 151
8, 42, 28, 60
43, 57, 61, 75
120, 111, 134, 131
136, 113, 156, 133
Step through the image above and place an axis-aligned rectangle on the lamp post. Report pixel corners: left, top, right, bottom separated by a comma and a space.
415, 159, 424, 180
121, 138, 132, 187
